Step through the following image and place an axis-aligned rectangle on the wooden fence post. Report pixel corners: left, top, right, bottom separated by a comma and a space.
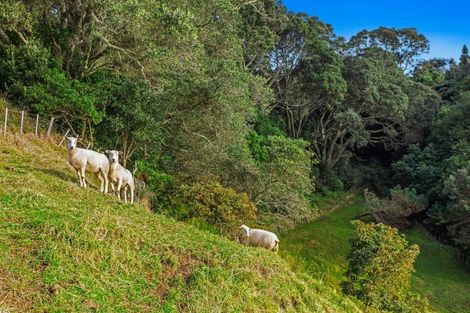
35, 114, 39, 136
3, 108, 8, 137
59, 129, 70, 146
20, 110, 25, 135
46, 117, 55, 138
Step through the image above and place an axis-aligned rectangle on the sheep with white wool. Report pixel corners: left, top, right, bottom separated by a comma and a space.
105, 150, 135, 204
238, 225, 279, 252
66, 137, 109, 193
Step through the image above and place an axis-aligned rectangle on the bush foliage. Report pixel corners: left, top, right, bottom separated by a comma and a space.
180, 181, 257, 236
343, 221, 428, 313
361, 187, 427, 229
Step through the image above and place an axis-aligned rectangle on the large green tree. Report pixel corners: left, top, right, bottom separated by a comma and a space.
260, 22, 438, 172
304, 52, 438, 171
412, 58, 448, 87
348, 27, 429, 71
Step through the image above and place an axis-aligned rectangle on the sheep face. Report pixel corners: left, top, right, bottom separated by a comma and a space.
105, 150, 121, 164
238, 225, 250, 244
66, 137, 78, 151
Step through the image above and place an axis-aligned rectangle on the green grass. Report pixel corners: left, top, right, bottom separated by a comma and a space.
0, 135, 361, 312
281, 194, 470, 313
280, 195, 363, 286
405, 229, 470, 313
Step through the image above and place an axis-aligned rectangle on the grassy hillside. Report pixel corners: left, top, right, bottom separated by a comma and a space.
0, 135, 361, 312
405, 230, 470, 313
280, 195, 362, 286
281, 195, 470, 313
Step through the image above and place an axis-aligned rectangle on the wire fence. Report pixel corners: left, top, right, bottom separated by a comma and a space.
413, 220, 470, 267
0, 106, 93, 149
0, 106, 147, 201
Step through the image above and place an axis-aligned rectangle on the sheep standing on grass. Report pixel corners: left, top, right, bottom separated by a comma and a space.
105, 150, 135, 204
66, 137, 109, 193
238, 225, 279, 252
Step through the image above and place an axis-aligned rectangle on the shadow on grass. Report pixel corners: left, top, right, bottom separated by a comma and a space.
36, 167, 119, 197
36, 167, 76, 182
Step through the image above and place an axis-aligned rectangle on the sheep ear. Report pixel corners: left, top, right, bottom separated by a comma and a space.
105, 150, 109, 154
119, 151, 123, 155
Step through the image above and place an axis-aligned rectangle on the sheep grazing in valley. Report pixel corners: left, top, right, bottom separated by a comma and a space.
105, 150, 135, 204
66, 137, 109, 193
238, 225, 279, 252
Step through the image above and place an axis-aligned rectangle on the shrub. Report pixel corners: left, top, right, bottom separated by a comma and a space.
23, 68, 103, 125
342, 221, 428, 313
361, 187, 427, 229
134, 160, 179, 213
135, 164, 257, 237
0, 39, 103, 132
180, 181, 257, 236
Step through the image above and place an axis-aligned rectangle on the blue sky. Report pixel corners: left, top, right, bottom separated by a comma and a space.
282, 0, 470, 60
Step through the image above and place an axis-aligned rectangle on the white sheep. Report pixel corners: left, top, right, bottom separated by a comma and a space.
238, 225, 279, 252
105, 150, 135, 204
66, 137, 109, 193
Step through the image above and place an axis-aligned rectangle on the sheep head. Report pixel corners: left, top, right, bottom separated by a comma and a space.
105, 150, 122, 164
238, 225, 250, 244
66, 137, 78, 151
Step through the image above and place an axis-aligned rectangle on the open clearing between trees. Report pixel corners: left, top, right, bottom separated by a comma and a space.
281, 195, 470, 313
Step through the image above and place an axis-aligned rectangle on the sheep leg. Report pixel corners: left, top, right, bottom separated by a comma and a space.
104, 174, 109, 194
130, 186, 134, 204
97, 172, 104, 193
81, 166, 87, 188
100, 167, 109, 194
110, 182, 115, 195
123, 186, 128, 203
117, 180, 122, 201
76, 169, 83, 187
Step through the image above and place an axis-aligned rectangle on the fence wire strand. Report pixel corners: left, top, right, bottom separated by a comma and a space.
0, 107, 92, 149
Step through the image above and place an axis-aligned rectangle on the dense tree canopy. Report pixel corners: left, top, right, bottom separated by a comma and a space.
393, 48, 470, 255
348, 27, 429, 71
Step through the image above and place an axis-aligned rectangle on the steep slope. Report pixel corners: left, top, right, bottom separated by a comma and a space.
0, 136, 360, 313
